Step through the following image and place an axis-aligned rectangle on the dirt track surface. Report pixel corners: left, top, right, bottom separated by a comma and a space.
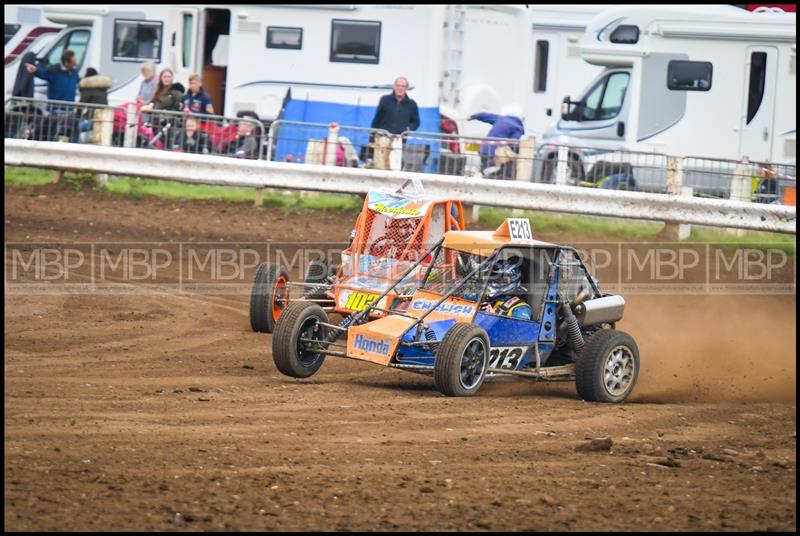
4, 182, 796, 531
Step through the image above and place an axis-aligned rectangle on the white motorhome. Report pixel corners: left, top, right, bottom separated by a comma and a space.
10, 5, 530, 134
539, 5, 796, 177
525, 4, 609, 138
5, 5, 64, 98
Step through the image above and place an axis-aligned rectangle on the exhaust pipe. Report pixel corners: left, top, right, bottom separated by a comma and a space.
576, 295, 626, 326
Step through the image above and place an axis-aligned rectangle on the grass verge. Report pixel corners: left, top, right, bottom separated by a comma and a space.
5, 165, 795, 252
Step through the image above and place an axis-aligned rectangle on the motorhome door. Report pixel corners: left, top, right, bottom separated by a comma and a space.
167, 7, 199, 88
739, 47, 778, 162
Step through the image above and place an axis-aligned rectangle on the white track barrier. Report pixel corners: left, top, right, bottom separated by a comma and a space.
5, 139, 796, 234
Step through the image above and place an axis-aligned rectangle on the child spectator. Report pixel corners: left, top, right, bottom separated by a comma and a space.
173, 115, 212, 154
181, 74, 215, 115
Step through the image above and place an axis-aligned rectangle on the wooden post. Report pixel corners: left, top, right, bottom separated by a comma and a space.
94, 108, 114, 187
123, 102, 137, 148
662, 155, 691, 240
513, 135, 536, 215
254, 187, 264, 207
470, 204, 481, 224
52, 135, 69, 183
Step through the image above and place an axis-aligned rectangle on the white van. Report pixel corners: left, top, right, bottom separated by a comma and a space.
537, 5, 796, 187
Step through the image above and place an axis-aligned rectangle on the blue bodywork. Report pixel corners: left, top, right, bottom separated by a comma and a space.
395, 261, 562, 371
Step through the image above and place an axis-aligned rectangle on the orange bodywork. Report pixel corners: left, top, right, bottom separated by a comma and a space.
330, 192, 465, 317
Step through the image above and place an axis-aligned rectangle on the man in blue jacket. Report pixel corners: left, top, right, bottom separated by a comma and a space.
26, 49, 80, 141
371, 77, 420, 135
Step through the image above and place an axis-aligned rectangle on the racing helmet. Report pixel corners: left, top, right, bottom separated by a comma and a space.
486, 259, 522, 299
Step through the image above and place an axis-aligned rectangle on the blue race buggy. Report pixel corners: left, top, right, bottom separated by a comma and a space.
271, 218, 639, 402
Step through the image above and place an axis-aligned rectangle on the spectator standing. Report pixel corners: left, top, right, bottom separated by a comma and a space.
173, 116, 212, 155
13, 51, 38, 98
181, 74, 215, 115
141, 68, 184, 112
78, 67, 112, 140
26, 49, 80, 141
371, 76, 420, 135
79, 67, 112, 105
136, 63, 157, 105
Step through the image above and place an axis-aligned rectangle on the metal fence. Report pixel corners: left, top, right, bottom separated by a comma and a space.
264, 120, 392, 168
4, 97, 796, 207
532, 142, 796, 206
4, 97, 264, 160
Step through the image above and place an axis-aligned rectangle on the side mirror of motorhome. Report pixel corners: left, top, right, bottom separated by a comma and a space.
561, 96, 575, 121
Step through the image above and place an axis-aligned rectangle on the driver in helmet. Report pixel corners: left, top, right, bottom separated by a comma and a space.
480, 259, 532, 320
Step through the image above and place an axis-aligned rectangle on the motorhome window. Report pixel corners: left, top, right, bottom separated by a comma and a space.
534, 40, 549, 93
45, 30, 90, 70
5, 24, 21, 46
667, 60, 712, 91
113, 19, 163, 61
575, 72, 629, 121
330, 19, 380, 64
182, 14, 194, 69
267, 27, 302, 50
746, 52, 767, 124
610, 25, 639, 44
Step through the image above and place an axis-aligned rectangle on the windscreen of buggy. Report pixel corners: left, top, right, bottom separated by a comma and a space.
337, 242, 462, 298
358, 211, 426, 261
416, 248, 489, 302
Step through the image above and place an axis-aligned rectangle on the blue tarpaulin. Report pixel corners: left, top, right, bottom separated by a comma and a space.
274, 98, 441, 173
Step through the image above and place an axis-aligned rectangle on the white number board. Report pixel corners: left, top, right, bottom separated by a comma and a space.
507, 218, 532, 241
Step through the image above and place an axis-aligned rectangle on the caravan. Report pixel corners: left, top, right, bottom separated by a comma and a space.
4, 5, 64, 98
526, 4, 609, 138
537, 5, 796, 186
7, 5, 531, 137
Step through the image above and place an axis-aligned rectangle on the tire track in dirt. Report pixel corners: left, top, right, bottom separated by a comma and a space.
4, 182, 796, 531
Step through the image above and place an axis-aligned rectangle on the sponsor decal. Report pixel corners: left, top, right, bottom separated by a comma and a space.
353, 334, 390, 356
344, 291, 379, 311
370, 203, 421, 217
411, 299, 476, 316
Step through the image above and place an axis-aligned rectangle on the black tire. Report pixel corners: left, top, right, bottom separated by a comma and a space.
575, 329, 639, 403
249, 262, 290, 333
433, 323, 490, 397
272, 302, 328, 378
303, 259, 332, 300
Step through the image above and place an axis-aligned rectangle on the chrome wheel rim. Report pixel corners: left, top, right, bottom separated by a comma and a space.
603, 345, 635, 397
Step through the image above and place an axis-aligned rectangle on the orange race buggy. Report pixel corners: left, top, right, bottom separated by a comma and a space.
249, 188, 465, 333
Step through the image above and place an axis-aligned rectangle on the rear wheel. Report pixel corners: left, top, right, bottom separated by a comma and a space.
249, 262, 289, 333
272, 302, 328, 378
575, 329, 639, 403
434, 323, 490, 397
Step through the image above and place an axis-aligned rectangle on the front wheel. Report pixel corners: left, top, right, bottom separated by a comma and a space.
575, 329, 639, 403
249, 262, 289, 333
272, 302, 328, 378
433, 323, 490, 397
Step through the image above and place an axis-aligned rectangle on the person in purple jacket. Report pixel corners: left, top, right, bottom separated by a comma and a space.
469, 109, 525, 166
